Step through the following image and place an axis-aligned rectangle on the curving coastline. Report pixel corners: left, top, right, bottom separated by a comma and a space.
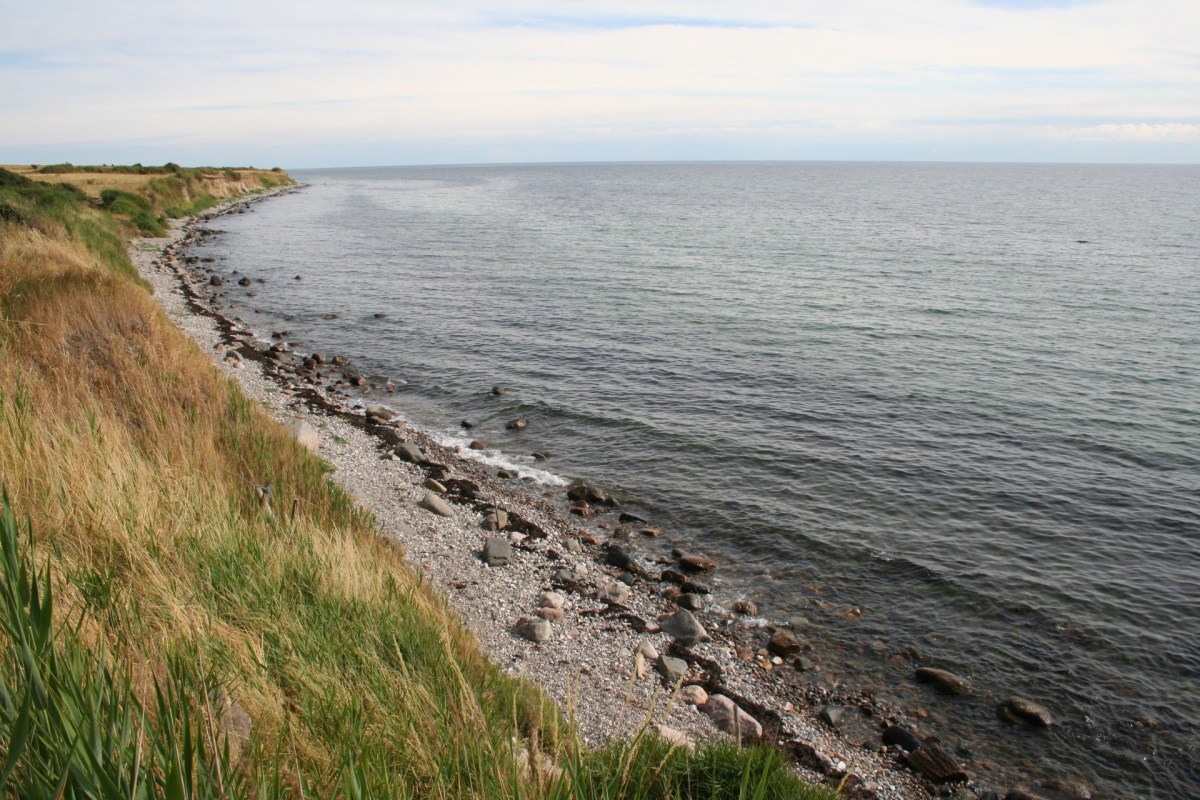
130, 186, 1071, 800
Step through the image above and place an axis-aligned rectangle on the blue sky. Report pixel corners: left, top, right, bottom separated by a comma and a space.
1, 0, 1197, 167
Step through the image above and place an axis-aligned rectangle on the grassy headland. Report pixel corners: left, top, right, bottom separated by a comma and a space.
0, 165, 834, 798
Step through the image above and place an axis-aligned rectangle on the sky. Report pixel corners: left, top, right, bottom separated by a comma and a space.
1, 0, 1198, 167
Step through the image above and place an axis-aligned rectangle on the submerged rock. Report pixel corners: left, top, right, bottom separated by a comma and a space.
997, 696, 1053, 727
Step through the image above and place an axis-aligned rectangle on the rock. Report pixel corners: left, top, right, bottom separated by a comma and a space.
619, 511, 648, 524
795, 656, 816, 672
732, 599, 758, 615
679, 684, 708, 705
997, 697, 1053, 727
819, 705, 845, 728
768, 629, 802, 658
597, 581, 631, 605
567, 483, 609, 505
536, 607, 564, 622
906, 742, 967, 783
368, 425, 403, 446
294, 274, 302, 280
658, 655, 689, 684
514, 616, 551, 643
882, 724, 922, 752
209, 274, 224, 285
424, 478, 447, 493
636, 641, 659, 661
605, 546, 648, 578
788, 616, 814, 629
679, 593, 705, 611
650, 724, 695, 750
395, 442, 424, 463
1050, 777, 1094, 799
483, 509, 509, 531
237, 276, 251, 286
915, 667, 974, 696
461, 418, 478, 429
701, 695, 762, 741
468, 440, 487, 450
552, 566, 585, 586
366, 404, 394, 420
419, 492, 453, 517
639, 527, 664, 537
506, 418, 527, 431
333, 355, 350, 366
660, 609, 707, 646
659, 569, 687, 585
539, 591, 565, 610
677, 552, 716, 572
496, 469, 515, 479
310, 353, 326, 364
482, 537, 512, 566
563, 538, 583, 554
1005, 790, 1047, 800
284, 419, 318, 452
634, 651, 649, 678
491, 385, 506, 396
680, 580, 710, 595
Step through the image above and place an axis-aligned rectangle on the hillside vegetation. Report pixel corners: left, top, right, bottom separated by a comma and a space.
0, 165, 833, 798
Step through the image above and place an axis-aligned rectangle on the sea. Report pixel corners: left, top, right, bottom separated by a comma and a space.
191, 162, 1199, 798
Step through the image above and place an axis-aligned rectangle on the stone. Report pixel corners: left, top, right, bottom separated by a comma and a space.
915, 667, 974, 696
424, 478, 447, 493
506, 418, 527, 431
563, 538, 583, 554
419, 492, 453, 517
679, 684, 708, 705
636, 641, 659, 661
491, 385, 506, 396
658, 655, 689, 684
678, 552, 716, 572
461, 418, 479, 429
536, 607, 564, 622
209, 274, 224, 285
606, 546, 648, 578
539, 591, 565, 610
284, 419, 318, 452
906, 743, 968, 784
483, 509, 509, 531
819, 705, 845, 728
680, 580, 710, 595
882, 724, 922, 752
701, 695, 762, 741
679, 593, 705, 611
619, 511, 648, 524
732, 599, 758, 615
997, 697, 1053, 727
768, 629, 802, 658
238, 276, 251, 286
651, 724, 695, 750
366, 404, 394, 420
553, 566, 585, 586
468, 440, 487, 450
597, 581, 631, 605
640, 527, 664, 537
660, 609, 707, 646
659, 569, 687, 585
395, 442, 424, 462
482, 537, 512, 566
567, 483, 608, 505
515, 616, 551, 643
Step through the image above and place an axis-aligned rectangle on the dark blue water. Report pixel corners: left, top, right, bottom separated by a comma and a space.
198, 163, 1199, 797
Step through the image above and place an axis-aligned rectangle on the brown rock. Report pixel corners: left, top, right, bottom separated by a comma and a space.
701, 695, 762, 741
768, 629, 802, 658
915, 667, 974, 696
906, 742, 968, 783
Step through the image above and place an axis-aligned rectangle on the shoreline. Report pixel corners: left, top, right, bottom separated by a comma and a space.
132, 188, 1023, 800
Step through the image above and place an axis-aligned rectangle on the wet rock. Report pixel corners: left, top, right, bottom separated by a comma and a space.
658, 655, 689, 684
284, 419, 318, 452
491, 385, 506, 396
506, 418, 527, 431
619, 511, 648, 524
568, 483, 610, 505
882, 724, 923, 752
209, 274, 224, 285
679, 593, 705, 611
497, 469, 515, 479
606, 546, 648, 578
515, 616, 551, 643
680, 580, 710, 595
461, 418, 478, 429
676, 551, 716, 571
915, 667, 974, 696
701, 695, 762, 741
468, 440, 487, 450
395, 442, 424, 463
365, 404, 394, 420
483, 509, 509, 531
659, 569, 687, 585
639, 527, 664, 537
333, 355, 350, 366
906, 742, 967, 783
539, 591, 565, 610
419, 492, 453, 517
1005, 789, 1047, 800
482, 537, 512, 566
768, 629, 803, 658
997, 697, 1053, 727
819, 705, 845, 728
733, 599, 758, 615
1049, 777, 1094, 799
597, 580, 631, 605
237, 276, 251, 286
660, 608, 707, 646
679, 684, 708, 705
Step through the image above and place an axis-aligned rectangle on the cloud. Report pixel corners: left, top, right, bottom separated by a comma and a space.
1055, 123, 1200, 142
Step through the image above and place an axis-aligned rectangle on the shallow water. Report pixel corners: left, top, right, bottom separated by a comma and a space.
196, 162, 1199, 797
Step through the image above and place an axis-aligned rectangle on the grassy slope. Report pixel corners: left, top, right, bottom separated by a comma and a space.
0, 166, 835, 799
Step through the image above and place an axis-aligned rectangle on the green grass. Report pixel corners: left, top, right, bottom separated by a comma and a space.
0, 164, 835, 799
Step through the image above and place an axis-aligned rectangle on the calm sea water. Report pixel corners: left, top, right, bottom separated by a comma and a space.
196, 163, 1199, 797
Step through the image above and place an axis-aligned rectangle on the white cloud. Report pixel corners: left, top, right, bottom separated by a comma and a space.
1054, 123, 1200, 142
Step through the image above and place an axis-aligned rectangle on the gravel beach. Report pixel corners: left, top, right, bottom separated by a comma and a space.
128, 188, 999, 800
